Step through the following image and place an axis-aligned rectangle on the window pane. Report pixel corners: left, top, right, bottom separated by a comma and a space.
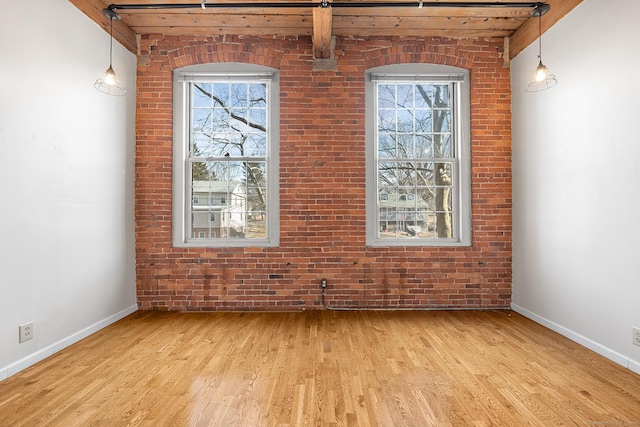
211, 108, 229, 131
415, 135, 432, 158
247, 212, 267, 238
249, 83, 267, 107
245, 134, 267, 157
193, 83, 212, 107
396, 84, 413, 108
212, 83, 230, 105
415, 162, 434, 186
397, 109, 413, 133
378, 162, 399, 186
397, 162, 416, 186
378, 133, 396, 158
416, 211, 432, 237
192, 132, 210, 156
414, 84, 433, 108
192, 161, 211, 181
397, 134, 414, 158
433, 84, 451, 108
192, 108, 212, 132
415, 109, 432, 133
434, 133, 452, 158
248, 187, 267, 219
435, 162, 453, 186
434, 110, 451, 133
246, 162, 266, 187
230, 108, 249, 133
230, 83, 248, 107
249, 107, 267, 131
378, 84, 396, 108
378, 108, 396, 133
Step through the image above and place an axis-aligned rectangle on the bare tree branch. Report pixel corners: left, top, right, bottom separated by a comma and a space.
195, 84, 266, 133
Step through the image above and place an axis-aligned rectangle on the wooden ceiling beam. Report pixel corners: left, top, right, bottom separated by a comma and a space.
125, 14, 524, 32
132, 26, 512, 38
508, 0, 583, 60
66, 0, 583, 58
68, 0, 138, 54
313, 5, 333, 59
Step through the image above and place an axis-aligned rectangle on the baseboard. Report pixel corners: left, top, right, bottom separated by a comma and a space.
0, 304, 137, 381
511, 303, 640, 374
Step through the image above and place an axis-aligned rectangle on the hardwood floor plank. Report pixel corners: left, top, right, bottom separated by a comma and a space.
1, 310, 639, 426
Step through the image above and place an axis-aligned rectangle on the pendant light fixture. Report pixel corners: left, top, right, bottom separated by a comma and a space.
94, 8, 126, 96
525, 3, 557, 92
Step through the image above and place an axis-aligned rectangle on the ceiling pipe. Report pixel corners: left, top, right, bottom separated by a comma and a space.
107, 2, 547, 11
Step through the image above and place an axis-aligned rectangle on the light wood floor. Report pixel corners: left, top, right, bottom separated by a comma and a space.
1, 310, 639, 426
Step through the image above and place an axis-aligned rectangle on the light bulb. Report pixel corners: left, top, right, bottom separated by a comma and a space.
103, 66, 118, 86
534, 63, 548, 82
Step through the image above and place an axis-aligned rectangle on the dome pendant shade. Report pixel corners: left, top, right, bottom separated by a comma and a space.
94, 8, 126, 96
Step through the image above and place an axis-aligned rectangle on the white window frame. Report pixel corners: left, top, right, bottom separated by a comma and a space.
173, 63, 280, 248
365, 64, 471, 247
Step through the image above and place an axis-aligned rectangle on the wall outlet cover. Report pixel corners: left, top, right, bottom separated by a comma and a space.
19, 322, 33, 343
633, 327, 640, 347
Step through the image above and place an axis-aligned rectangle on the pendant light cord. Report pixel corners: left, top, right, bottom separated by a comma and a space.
109, 16, 114, 67
537, 11, 542, 62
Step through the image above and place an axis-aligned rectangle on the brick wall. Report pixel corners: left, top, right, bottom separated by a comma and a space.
135, 34, 512, 311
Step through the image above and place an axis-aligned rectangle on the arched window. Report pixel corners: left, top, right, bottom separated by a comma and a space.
173, 63, 280, 247
365, 64, 471, 246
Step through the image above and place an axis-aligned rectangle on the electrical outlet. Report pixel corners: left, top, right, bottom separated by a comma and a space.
19, 322, 33, 343
633, 327, 640, 347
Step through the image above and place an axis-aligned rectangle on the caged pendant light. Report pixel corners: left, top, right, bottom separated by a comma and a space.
525, 3, 557, 92
94, 8, 126, 96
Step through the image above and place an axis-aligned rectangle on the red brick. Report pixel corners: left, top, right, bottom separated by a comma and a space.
135, 35, 512, 311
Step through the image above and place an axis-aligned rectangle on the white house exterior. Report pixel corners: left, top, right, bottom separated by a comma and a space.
191, 181, 246, 238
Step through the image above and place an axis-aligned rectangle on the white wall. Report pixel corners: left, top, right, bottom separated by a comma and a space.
0, 0, 137, 379
512, 0, 640, 374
